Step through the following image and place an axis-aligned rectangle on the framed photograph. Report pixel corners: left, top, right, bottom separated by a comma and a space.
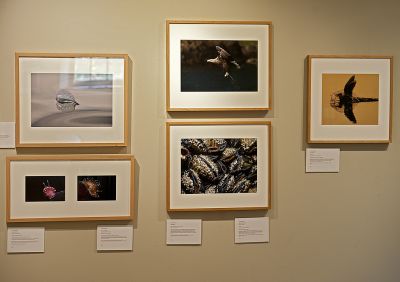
6, 155, 134, 222
15, 53, 129, 147
308, 55, 393, 143
166, 121, 271, 211
166, 20, 272, 111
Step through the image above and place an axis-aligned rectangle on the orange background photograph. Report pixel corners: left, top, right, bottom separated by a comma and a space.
321, 73, 379, 125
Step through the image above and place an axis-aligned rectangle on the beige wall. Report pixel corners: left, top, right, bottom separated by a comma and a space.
1, 0, 400, 281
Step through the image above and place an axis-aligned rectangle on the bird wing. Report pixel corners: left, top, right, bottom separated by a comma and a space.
344, 104, 357, 123
222, 60, 229, 72
344, 75, 356, 97
216, 46, 231, 60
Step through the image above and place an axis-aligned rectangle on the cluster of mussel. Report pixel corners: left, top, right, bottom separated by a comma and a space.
181, 138, 257, 194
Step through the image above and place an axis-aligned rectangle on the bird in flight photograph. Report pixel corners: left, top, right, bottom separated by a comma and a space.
180, 40, 258, 92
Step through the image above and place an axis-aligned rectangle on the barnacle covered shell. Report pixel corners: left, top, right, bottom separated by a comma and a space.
232, 178, 251, 193
240, 138, 257, 153
191, 154, 220, 181
181, 169, 202, 193
220, 147, 238, 163
205, 185, 217, 194
216, 174, 235, 193
229, 155, 253, 174
182, 139, 209, 154
203, 138, 227, 153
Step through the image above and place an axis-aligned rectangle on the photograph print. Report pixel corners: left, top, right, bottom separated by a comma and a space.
308, 55, 393, 143
322, 73, 379, 125
181, 138, 257, 194
77, 175, 116, 201
181, 40, 258, 92
25, 176, 65, 202
31, 73, 113, 127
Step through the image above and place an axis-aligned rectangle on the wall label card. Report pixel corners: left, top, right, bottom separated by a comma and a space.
235, 217, 269, 244
0, 122, 15, 148
306, 148, 340, 173
97, 225, 133, 251
166, 219, 202, 245
7, 227, 45, 253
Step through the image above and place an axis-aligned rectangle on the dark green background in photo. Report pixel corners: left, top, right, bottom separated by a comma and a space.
181, 40, 258, 92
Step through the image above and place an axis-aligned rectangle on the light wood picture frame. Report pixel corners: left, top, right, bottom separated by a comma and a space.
167, 121, 271, 211
307, 55, 393, 143
6, 154, 134, 222
15, 53, 129, 147
166, 20, 272, 111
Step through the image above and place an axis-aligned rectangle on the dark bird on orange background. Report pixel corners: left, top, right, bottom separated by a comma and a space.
329, 75, 379, 123
206, 46, 240, 80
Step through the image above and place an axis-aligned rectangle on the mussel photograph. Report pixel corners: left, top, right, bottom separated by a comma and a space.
322, 73, 379, 125
31, 73, 113, 127
181, 40, 258, 92
77, 175, 116, 201
25, 176, 65, 202
181, 138, 257, 194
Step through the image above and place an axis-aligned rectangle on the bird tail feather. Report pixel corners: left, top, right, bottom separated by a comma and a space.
353, 97, 379, 103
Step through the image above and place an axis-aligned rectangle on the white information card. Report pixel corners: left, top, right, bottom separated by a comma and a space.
97, 225, 133, 251
166, 219, 202, 245
235, 217, 269, 244
306, 148, 340, 173
7, 227, 45, 253
0, 122, 15, 148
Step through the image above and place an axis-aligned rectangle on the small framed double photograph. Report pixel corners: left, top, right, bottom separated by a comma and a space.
166, 121, 271, 211
307, 55, 392, 143
15, 53, 129, 147
166, 20, 272, 111
6, 155, 134, 222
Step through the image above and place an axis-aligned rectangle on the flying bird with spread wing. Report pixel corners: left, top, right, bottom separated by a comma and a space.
329, 75, 379, 123
206, 46, 240, 80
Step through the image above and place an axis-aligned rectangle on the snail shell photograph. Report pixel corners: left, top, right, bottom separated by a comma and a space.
181, 138, 257, 194
30, 73, 113, 127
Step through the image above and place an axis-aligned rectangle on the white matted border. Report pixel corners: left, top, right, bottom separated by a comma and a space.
307, 55, 393, 143
166, 20, 272, 111
166, 121, 271, 211
6, 155, 134, 222
16, 53, 129, 147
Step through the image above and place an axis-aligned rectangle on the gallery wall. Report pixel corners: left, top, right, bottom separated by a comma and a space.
1, 0, 400, 281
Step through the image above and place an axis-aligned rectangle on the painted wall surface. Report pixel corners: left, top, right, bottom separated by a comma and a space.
1, 0, 400, 281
